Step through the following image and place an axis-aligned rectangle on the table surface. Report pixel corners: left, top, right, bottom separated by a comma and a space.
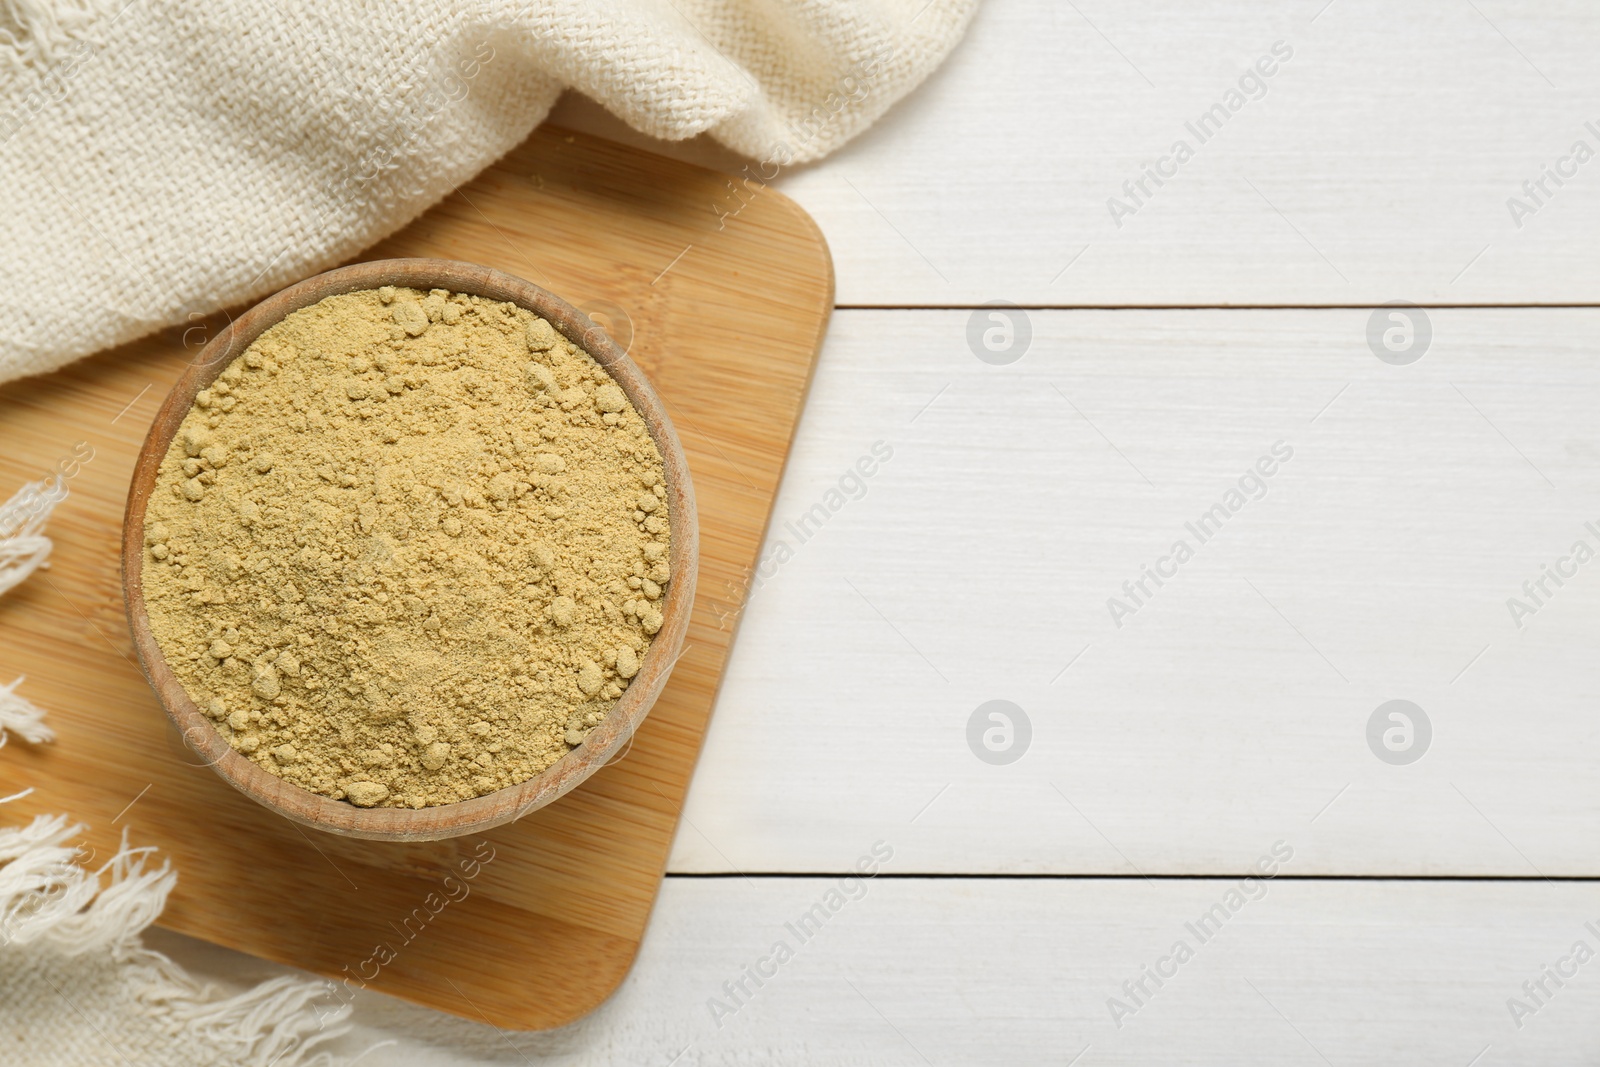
146, 1, 1600, 1061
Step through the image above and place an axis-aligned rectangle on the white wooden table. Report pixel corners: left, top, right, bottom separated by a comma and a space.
163, 1, 1600, 1060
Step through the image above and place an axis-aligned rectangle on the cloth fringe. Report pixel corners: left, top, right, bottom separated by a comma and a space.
0, 0, 108, 69
0, 474, 65, 598
0, 793, 353, 1065
0, 473, 64, 750
0, 676, 54, 748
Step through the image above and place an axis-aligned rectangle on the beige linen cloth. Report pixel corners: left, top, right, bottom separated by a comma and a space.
0, 0, 976, 385
0, 1, 976, 1063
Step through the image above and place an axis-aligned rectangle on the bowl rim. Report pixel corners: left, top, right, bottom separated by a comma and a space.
121, 258, 699, 841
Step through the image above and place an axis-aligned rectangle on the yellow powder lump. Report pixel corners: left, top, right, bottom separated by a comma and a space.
142, 286, 671, 808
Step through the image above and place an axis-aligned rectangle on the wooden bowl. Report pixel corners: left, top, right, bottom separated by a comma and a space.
121, 259, 698, 841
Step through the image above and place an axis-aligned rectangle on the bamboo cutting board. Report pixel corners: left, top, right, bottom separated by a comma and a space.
0, 126, 832, 1029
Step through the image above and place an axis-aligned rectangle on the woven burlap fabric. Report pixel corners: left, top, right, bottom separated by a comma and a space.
0, 0, 976, 385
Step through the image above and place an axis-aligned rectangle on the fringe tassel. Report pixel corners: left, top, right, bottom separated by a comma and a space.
0, 475, 65, 598
0, 794, 354, 1065
136, 963, 353, 1067
0, 475, 67, 751
0, 676, 54, 748
0, 806, 105, 949
0, 0, 109, 69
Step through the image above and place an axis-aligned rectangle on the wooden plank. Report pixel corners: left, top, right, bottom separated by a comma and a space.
0, 125, 833, 1029
150, 876, 1600, 1064
554, 0, 1600, 306
671, 307, 1600, 875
